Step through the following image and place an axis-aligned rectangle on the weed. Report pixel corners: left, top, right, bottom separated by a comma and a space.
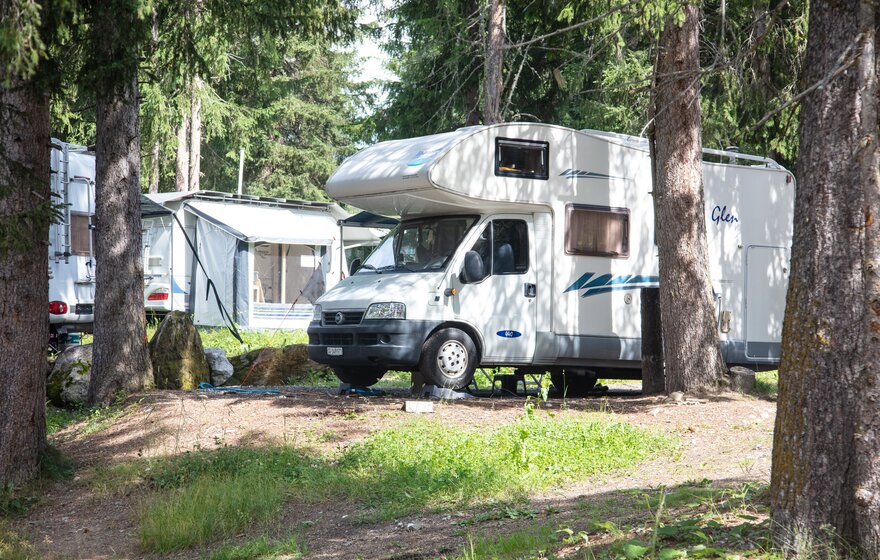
454, 525, 558, 560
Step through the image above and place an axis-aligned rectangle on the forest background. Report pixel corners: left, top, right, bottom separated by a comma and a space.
48, 0, 808, 201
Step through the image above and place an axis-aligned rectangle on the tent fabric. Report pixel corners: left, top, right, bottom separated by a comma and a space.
193, 219, 237, 327
185, 200, 338, 246
140, 195, 173, 217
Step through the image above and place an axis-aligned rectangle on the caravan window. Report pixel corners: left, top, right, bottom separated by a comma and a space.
565, 205, 629, 258
495, 138, 549, 180
70, 213, 93, 256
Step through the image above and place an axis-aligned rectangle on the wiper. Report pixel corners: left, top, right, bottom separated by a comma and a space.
358, 263, 380, 273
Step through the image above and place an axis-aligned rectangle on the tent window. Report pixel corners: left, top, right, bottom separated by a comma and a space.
70, 213, 93, 256
495, 137, 549, 180
253, 243, 324, 304
565, 205, 629, 258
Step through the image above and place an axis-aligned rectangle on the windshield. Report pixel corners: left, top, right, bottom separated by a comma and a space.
357, 215, 478, 273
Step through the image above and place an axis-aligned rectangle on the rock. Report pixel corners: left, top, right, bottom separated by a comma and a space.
149, 311, 210, 390
669, 391, 685, 402
47, 344, 93, 406
203, 348, 234, 386
727, 366, 756, 393
404, 400, 434, 413
225, 344, 330, 386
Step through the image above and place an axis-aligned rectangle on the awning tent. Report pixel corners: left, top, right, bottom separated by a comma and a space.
185, 200, 339, 245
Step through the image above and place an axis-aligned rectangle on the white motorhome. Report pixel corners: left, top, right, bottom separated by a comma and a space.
48, 139, 96, 347
307, 123, 795, 391
140, 191, 384, 330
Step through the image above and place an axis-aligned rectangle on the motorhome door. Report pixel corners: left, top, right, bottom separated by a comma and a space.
453, 216, 537, 363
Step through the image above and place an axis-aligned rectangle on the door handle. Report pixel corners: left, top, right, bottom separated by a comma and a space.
524, 283, 537, 298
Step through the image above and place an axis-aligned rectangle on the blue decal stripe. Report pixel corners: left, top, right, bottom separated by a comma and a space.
563, 272, 594, 293
583, 273, 614, 289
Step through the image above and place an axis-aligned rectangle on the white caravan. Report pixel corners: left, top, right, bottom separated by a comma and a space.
140, 191, 384, 330
48, 139, 96, 347
307, 123, 795, 391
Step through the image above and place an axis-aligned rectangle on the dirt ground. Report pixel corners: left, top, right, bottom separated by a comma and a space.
16, 385, 776, 560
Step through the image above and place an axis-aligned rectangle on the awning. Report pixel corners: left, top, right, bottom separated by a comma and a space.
184, 200, 338, 245
140, 195, 173, 217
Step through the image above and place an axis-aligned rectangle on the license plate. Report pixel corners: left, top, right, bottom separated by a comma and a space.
327, 346, 343, 356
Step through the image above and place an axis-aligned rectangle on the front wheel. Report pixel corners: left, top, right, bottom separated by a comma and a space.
419, 328, 478, 390
333, 366, 386, 387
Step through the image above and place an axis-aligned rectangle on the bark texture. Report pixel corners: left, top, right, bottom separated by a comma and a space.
0, 75, 49, 486
175, 113, 190, 192
640, 287, 665, 395
88, 2, 154, 405
483, 0, 504, 124
770, 0, 879, 555
649, 4, 725, 393
188, 76, 201, 191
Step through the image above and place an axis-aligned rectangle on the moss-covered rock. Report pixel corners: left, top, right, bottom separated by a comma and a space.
225, 344, 329, 386
149, 311, 210, 390
47, 344, 93, 406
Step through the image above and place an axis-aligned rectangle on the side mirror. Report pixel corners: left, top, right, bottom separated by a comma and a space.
459, 251, 484, 284
349, 258, 362, 276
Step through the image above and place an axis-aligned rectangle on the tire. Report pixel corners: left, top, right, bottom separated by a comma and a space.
419, 328, 478, 389
551, 369, 598, 397
333, 367, 386, 387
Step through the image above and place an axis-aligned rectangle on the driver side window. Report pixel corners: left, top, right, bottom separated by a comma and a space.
466, 219, 529, 282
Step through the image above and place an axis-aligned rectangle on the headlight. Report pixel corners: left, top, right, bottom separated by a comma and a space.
312, 304, 322, 322
364, 302, 406, 320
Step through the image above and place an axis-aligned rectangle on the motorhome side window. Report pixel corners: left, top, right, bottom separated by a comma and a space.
70, 213, 93, 256
495, 138, 549, 180
565, 205, 629, 258
468, 219, 529, 281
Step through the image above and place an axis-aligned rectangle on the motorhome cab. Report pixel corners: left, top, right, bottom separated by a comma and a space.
307, 123, 795, 391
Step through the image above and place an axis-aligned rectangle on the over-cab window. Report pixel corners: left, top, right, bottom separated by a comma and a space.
70, 213, 93, 256
495, 138, 549, 180
565, 205, 629, 258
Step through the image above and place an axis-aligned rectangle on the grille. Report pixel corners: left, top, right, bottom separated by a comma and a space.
323, 311, 364, 326
75, 303, 93, 315
321, 333, 354, 346
359, 334, 379, 346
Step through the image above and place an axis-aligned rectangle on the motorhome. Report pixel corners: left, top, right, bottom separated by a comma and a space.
307, 123, 795, 391
48, 139, 96, 348
140, 191, 384, 330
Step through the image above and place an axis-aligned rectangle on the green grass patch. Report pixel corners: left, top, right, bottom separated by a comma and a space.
456, 524, 558, 559
754, 370, 779, 398
0, 523, 39, 560
138, 473, 287, 553
205, 535, 303, 560
126, 412, 672, 552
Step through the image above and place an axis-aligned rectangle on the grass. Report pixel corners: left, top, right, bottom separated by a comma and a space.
754, 370, 779, 398
446, 482, 782, 559
205, 536, 303, 560
138, 473, 287, 553
104, 410, 672, 553
143, 321, 309, 358
0, 523, 39, 560
46, 398, 139, 437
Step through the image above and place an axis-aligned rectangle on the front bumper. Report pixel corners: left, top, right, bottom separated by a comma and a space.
307, 319, 440, 369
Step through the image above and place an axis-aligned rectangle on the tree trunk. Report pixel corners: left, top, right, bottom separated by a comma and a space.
175, 112, 190, 192
188, 76, 202, 191
649, 4, 725, 393
89, 3, 154, 405
483, 0, 504, 124
640, 287, 665, 395
0, 75, 49, 487
770, 0, 878, 555
149, 140, 160, 194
